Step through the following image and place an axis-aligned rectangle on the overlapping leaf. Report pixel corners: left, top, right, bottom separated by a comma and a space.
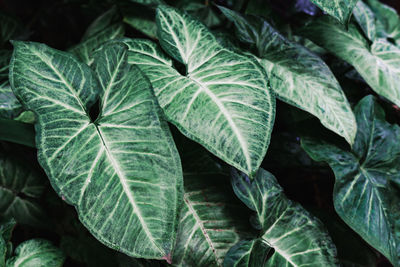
301, 17, 400, 107
10, 41, 183, 259
302, 95, 400, 266
6, 239, 65, 267
219, 7, 356, 145
228, 169, 338, 266
125, 5, 275, 176
172, 153, 253, 266
308, 0, 359, 24
353, 1, 376, 41
0, 152, 46, 226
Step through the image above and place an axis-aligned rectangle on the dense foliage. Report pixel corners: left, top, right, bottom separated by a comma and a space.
0, 0, 400, 266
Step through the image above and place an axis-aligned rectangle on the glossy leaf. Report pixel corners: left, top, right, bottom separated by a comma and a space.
302, 95, 400, 266
219, 7, 356, 145
125, 5, 275, 176
172, 162, 253, 266
6, 239, 65, 267
10, 41, 183, 259
301, 17, 400, 107
230, 169, 338, 266
353, 1, 376, 41
308, 0, 359, 24
0, 152, 46, 226
69, 23, 124, 65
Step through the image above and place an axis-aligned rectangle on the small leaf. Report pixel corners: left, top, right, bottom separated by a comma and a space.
219, 7, 356, 145
6, 239, 65, 267
301, 17, 400, 108
308, 0, 359, 24
125, 5, 275, 176
10, 41, 183, 259
230, 169, 339, 266
302, 95, 400, 266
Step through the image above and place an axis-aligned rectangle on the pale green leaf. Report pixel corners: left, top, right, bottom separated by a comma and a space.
69, 23, 124, 65
0, 152, 46, 226
302, 95, 400, 266
125, 5, 275, 176
219, 7, 356, 145
230, 169, 338, 267
353, 1, 376, 41
6, 239, 65, 267
10, 41, 183, 259
308, 0, 359, 24
301, 17, 400, 107
172, 164, 253, 266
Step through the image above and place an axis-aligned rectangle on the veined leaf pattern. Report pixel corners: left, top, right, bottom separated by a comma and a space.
308, 0, 359, 24
10, 41, 183, 259
353, 1, 376, 41
219, 7, 356, 145
229, 169, 338, 267
302, 95, 400, 267
301, 17, 400, 107
125, 5, 275, 176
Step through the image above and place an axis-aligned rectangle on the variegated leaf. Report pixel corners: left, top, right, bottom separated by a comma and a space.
10, 41, 183, 259
125, 5, 275, 177
353, 1, 376, 41
230, 169, 339, 267
308, 0, 359, 24
219, 7, 356, 145
301, 17, 400, 107
302, 95, 400, 267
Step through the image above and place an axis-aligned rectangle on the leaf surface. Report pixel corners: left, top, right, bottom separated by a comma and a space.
353, 1, 376, 41
308, 0, 359, 24
302, 95, 400, 266
6, 239, 65, 267
10, 41, 183, 259
301, 17, 400, 107
220, 7, 356, 144
229, 169, 338, 267
125, 5, 275, 176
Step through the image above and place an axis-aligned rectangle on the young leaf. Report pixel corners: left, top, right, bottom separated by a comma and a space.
352, 1, 376, 41
172, 166, 253, 266
10, 41, 183, 259
125, 6, 275, 177
230, 169, 339, 266
69, 23, 124, 65
302, 95, 400, 266
219, 7, 356, 145
308, 0, 359, 24
0, 152, 46, 226
6, 239, 65, 267
301, 17, 400, 108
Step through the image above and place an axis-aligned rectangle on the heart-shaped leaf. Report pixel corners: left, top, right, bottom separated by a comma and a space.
10, 41, 183, 259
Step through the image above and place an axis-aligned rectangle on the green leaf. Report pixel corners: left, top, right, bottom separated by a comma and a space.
6, 239, 65, 267
230, 169, 338, 266
0, 81, 23, 119
123, 5, 158, 39
223, 239, 270, 267
172, 164, 253, 266
129, 0, 164, 6
0, 152, 46, 226
0, 50, 11, 80
0, 13, 22, 47
125, 6, 275, 176
301, 95, 400, 266
353, 1, 376, 41
10, 41, 183, 259
0, 219, 16, 266
301, 17, 400, 107
366, 0, 400, 45
81, 6, 122, 41
0, 118, 35, 147
69, 23, 124, 65
179, 2, 222, 28
219, 7, 356, 145
308, 0, 359, 24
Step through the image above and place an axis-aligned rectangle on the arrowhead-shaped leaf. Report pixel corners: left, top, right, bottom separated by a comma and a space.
219, 7, 356, 145
308, 0, 359, 24
6, 239, 65, 267
0, 152, 46, 226
172, 154, 253, 266
301, 17, 400, 108
230, 169, 338, 266
10, 41, 183, 259
125, 5, 275, 176
302, 95, 400, 266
